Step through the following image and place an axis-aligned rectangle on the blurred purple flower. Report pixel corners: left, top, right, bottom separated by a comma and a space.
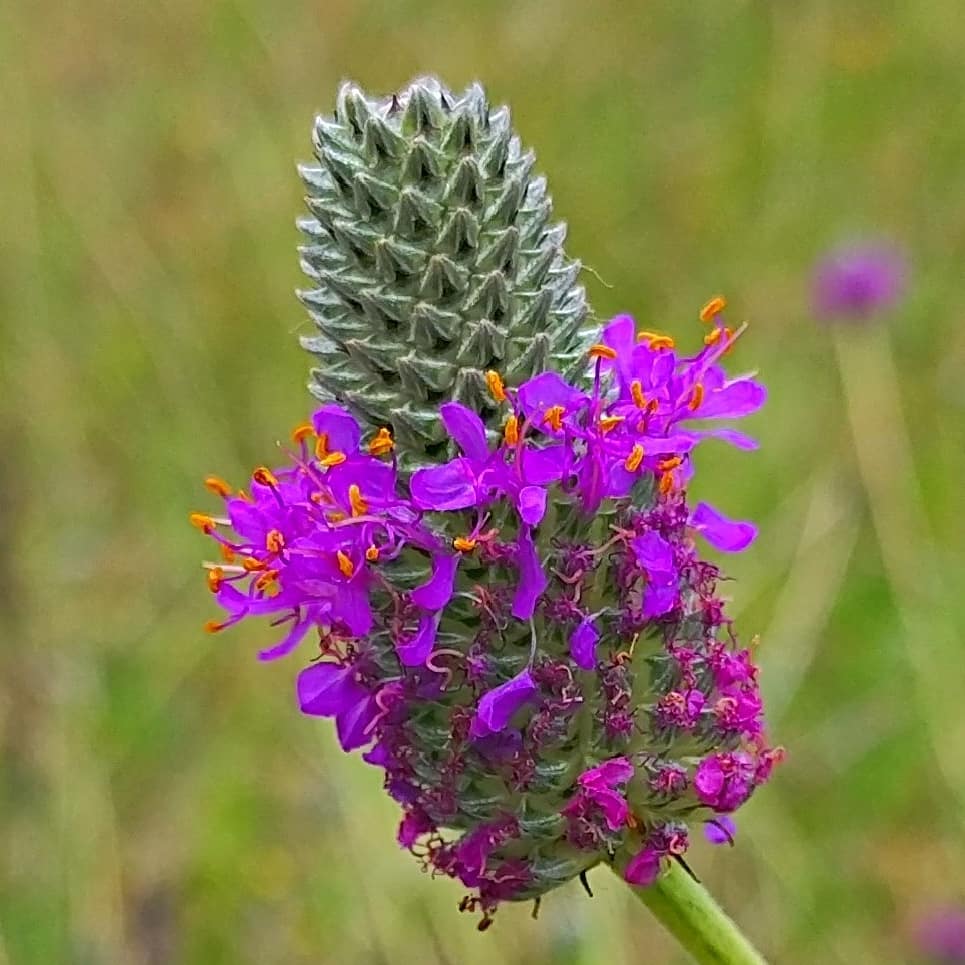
704, 815, 736, 846
811, 243, 907, 322
916, 906, 965, 963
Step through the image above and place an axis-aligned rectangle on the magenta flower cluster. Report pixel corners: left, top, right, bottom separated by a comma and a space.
194, 306, 781, 926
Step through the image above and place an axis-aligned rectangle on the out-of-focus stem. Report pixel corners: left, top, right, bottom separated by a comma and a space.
617, 861, 768, 965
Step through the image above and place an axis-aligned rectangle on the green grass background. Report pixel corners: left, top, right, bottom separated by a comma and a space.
2, 1, 964, 962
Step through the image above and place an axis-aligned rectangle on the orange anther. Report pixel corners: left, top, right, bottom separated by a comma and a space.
320, 451, 347, 468
252, 466, 278, 488
365, 545, 379, 562
542, 405, 565, 432
219, 544, 237, 563
485, 370, 507, 403
453, 536, 478, 553
236, 489, 251, 502
206, 567, 225, 592
265, 529, 285, 553
625, 813, 639, 829
314, 433, 330, 460
631, 380, 647, 410
204, 620, 226, 634
638, 331, 676, 350
599, 415, 624, 434
348, 483, 368, 517
368, 427, 394, 456
328, 510, 347, 523
588, 343, 618, 360
336, 550, 355, 578
657, 455, 683, 472
242, 556, 265, 571
254, 569, 279, 592
688, 383, 704, 411
699, 295, 727, 323
704, 325, 734, 352
291, 422, 314, 444
659, 472, 675, 495
624, 444, 645, 472
503, 414, 520, 446
204, 476, 233, 498
189, 512, 216, 533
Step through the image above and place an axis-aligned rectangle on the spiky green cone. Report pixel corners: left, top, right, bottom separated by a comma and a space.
297, 77, 591, 467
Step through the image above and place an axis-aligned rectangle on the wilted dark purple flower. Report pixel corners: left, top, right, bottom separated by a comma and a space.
191, 306, 780, 926
916, 906, 965, 963
811, 242, 907, 322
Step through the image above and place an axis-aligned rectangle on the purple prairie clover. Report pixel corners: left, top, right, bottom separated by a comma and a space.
811, 242, 907, 322
191, 304, 781, 926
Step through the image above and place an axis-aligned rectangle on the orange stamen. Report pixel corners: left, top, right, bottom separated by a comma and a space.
206, 567, 225, 592
252, 467, 278, 488
265, 529, 285, 553
291, 422, 314, 444
638, 331, 676, 350
336, 550, 355, 578
599, 415, 624, 434
368, 427, 394, 456
189, 512, 216, 533
219, 544, 237, 563
630, 380, 647, 409
485, 370, 507, 403
658, 455, 683, 472
688, 383, 704, 411
588, 343, 617, 360
542, 405, 565, 432
348, 483, 368, 517
242, 556, 265, 572
254, 569, 279, 592
659, 472, 675, 495
699, 295, 727, 323
624, 444, 645, 472
314, 433, 330, 460
204, 620, 226, 634
327, 511, 347, 523
365, 545, 379, 562
453, 536, 477, 553
625, 813, 639, 830
204, 476, 233, 498
320, 451, 346, 468
503, 414, 520, 446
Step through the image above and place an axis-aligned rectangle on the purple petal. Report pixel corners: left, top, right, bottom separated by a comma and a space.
624, 847, 662, 886
441, 402, 490, 463
691, 428, 759, 451
312, 404, 361, 454
570, 617, 600, 670
511, 527, 546, 620
516, 372, 589, 421
693, 379, 766, 420
519, 445, 566, 485
704, 815, 737, 846
580, 757, 634, 788
297, 661, 367, 717
690, 502, 757, 553
396, 612, 440, 667
517, 485, 547, 526
410, 554, 459, 611
336, 696, 378, 751
470, 668, 537, 738
592, 786, 630, 831
332, 586, 373, 637
410, 459, 478, 511
631, 531, 675, 573
257, 616, 313, 662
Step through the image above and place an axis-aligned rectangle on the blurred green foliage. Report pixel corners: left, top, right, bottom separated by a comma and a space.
2, 1, 964, 962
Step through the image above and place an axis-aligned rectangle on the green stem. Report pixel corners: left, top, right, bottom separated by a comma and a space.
615, 861, 768, 965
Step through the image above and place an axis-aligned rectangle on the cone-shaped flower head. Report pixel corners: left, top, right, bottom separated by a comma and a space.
297, 78, 590, 468
811, 241, 907, 322
193, 301, 781, 928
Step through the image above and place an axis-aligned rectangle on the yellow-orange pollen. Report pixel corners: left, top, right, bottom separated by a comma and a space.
219, 544, 237, 563
659, 472, 675, 495
503, 414, 520, 445
688, 383, 704, 411
365, 545, 379, 562
265, 529, 285, 553
320, 451, 347, 468
630, 380, 647, 409
658, 455, 683, 473
207, 567, 225, 592
599, 415, 624, 434
254, 569, 279, 592
314, 433, 330, 460
336, 550, 355, 578
190, 512, 216, 533
588, 343, 617, 360
348, 483, 368, 517
699, 295, 727, 323
242, 556, 265, 571
204, 476, 233, 498
624, 444, 645, 472
291, 422, 314, 444
542, 405, 565, 432
327, 510, 347, 523
204, 620, 226, 634
453, 536, 477, 553
704, 325, 734, 350
485, 369, 507, 403
638, 331, 675, 350
252, 467, 278, 488
368, 427, 394, 456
